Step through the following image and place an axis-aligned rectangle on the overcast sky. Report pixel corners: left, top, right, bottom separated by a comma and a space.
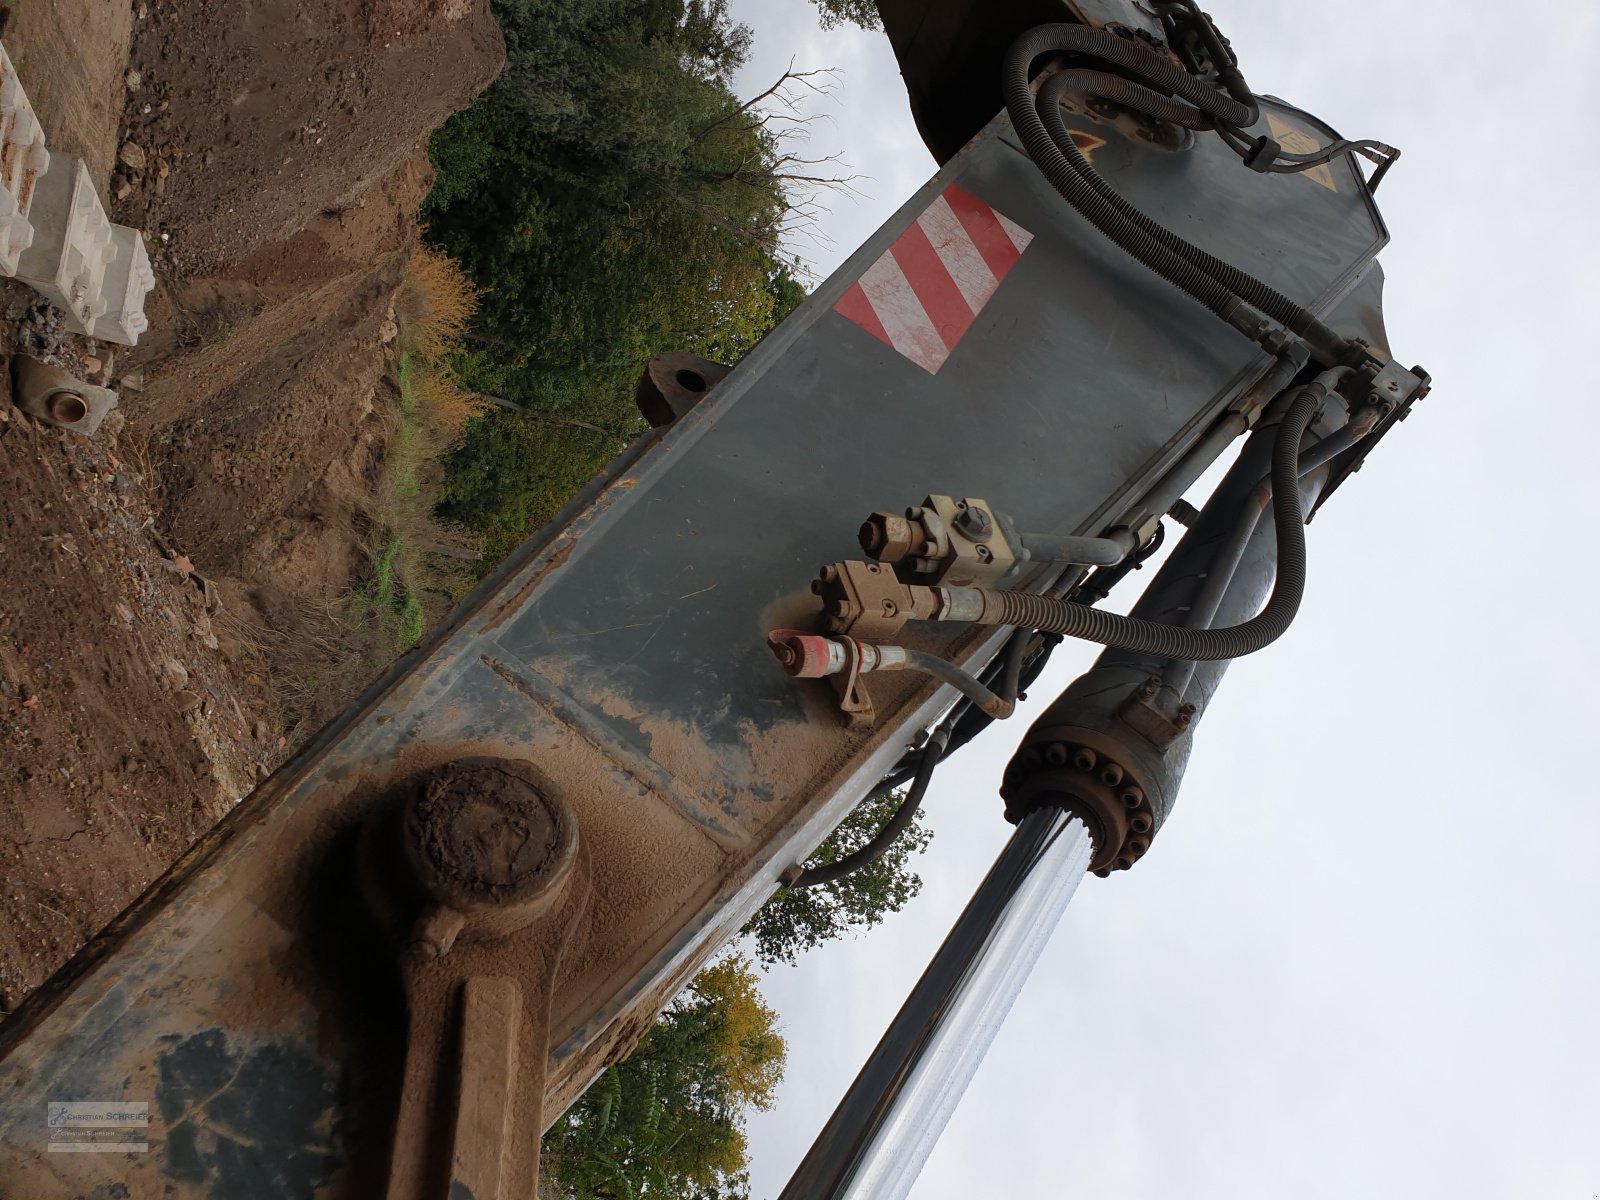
727, 2, 1600, 1197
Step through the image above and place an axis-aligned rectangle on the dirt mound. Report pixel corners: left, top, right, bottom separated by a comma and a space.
122, 148, 439, 608
0, 387, 269, 1013
110, 0, 504, 273
0, 0, 504, 1017
145, 254, 403, 593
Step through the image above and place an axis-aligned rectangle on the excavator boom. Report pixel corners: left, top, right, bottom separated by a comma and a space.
0, 3, 1426, 1196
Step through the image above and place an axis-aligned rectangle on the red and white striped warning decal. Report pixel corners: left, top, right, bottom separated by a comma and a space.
834, 184, 1034, 374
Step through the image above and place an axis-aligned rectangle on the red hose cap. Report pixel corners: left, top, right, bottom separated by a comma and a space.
766, 629, 834, 678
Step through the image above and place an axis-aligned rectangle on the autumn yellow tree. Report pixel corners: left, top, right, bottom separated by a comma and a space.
687, 953, 788, 1111
542, 952, 786, 1199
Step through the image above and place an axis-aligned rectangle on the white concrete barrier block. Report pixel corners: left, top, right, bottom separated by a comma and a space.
15, 154, 116, 335
93, 225, 154, 345
0, 40, 51, 276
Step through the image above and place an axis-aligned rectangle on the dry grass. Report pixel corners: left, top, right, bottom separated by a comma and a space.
217, 522, 478, 743
224, 351, 489, 731
207, 250, 486, 741
408, 358, 488, 448
214, 592, 389, 742
353, 356, 485, 654
393, 244, 479, 360
245, 247, 486, 707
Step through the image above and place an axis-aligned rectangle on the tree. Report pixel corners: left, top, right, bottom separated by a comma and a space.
688, 956, 787, 1109
804, 0, 880, 31
742, 788, 933, 968
542, 953, 786, 1199
421, 0, 832, 564
434, 410, 618, 564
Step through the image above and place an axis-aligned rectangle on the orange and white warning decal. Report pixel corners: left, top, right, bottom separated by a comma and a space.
834, 184, 1034, 374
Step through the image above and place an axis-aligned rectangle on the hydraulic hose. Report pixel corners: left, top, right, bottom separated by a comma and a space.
1070, 516, 1165, 606
1037, 72, 1318, 329
1159, 371, 1357, 692
873, 621, 1063, 799
1005, 25, 1350, 363
942, 381, 1327, 662
1045, 67, 1213, 130
786, 734, 946, 891
803, 631, 1037, 890
901, 650, 1014, 720
1163, 0, 1256, 119
1213, 122, 1400, 183
1014, 24, 1253, 128
856, 519, 1162, 865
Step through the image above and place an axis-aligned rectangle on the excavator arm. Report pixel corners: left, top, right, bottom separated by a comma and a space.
0, 3, 1427, 1196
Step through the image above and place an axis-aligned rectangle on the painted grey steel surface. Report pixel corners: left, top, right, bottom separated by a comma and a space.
0, 98, 1391, 1195
493, 95, 1385, 827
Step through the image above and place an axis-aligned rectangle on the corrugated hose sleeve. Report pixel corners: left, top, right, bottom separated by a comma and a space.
951, 385, 1324, 662
1044, 67, 1214, 130
1012, 23, 1254, 127
1038, 71, 1321, 321
1005, 25, 1349, 360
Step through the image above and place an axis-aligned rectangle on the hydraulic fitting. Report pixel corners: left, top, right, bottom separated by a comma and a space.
766, 630, 910, 679
858, 495, 1015, 588
811, 560, 941, 639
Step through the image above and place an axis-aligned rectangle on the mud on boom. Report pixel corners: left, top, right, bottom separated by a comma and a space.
0, 2, 1427, 1197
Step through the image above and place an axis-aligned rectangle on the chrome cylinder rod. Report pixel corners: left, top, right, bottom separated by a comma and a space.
778, 807, 1095, 1200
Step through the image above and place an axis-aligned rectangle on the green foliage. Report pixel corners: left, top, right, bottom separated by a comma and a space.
395, 591, 427, 649
371, 534, 398, 611
804, 0, 880, 31
742, 788, 933, 968
361, 342, 485, 652
422, 0, 809, 564
360, 531, 426, 651
543, 953, 786, 1199
434, 409, 619, 564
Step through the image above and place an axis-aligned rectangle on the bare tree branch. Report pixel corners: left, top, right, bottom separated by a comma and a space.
689, 63, 840, 146
472, 394, 613, 434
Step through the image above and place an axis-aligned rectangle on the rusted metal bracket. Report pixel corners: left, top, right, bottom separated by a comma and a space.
633, 351, 731, 427
833, 637, 876, 730
812, 560, 940, 639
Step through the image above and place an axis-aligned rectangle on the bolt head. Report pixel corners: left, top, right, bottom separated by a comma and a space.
952, 503, 994, 540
